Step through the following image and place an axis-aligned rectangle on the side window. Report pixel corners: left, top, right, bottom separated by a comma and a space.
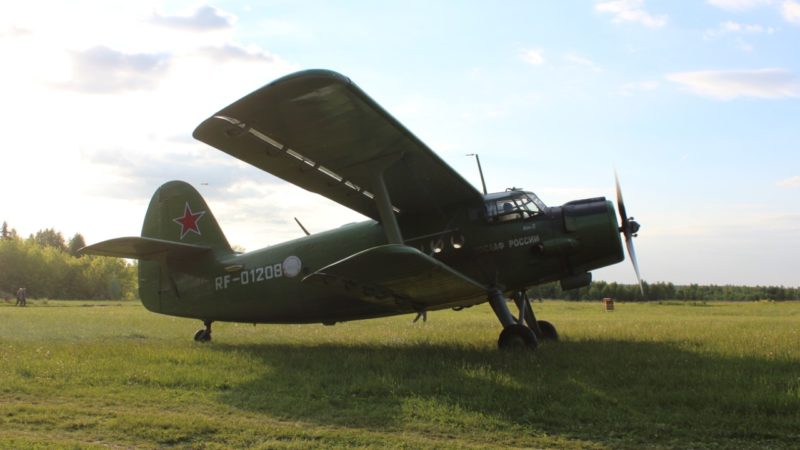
496, 200, 522, 222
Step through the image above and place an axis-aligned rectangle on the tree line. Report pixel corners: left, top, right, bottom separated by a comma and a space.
528, 280, 800, 301
1, 221, 798, 302
0, 221, 137, 300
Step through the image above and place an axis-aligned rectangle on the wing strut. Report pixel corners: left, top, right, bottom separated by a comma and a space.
365, 153, 405, 244
372, 170, 403, 244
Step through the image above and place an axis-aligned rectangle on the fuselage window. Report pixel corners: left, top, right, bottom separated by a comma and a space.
487, 193, 543, 223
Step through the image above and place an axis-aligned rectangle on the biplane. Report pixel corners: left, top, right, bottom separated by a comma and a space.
82, 69, 642, 349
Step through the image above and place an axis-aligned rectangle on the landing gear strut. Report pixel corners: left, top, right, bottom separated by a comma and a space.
488, 288, 558, 350
194, 319, 212, 342
489, 288, 537, 350
513, 291, 559, 342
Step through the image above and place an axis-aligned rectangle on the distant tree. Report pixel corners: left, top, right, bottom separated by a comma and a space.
0, 236, 138, 300
0, 222, 17, 240
33, 228, 67, 252
68, 233, 87, 257
522, 280, 799, 302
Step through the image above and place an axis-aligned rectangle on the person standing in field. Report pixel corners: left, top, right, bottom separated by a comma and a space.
15, 287, 26, 307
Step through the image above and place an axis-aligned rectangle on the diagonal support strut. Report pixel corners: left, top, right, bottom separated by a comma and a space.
371, 170, 403, 244
513, 290, 544, 338
488, 288, 516, 328
365, 153, 405, 245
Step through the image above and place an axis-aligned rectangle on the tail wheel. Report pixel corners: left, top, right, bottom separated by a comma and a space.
193, 329, 211, 342
193, 319, 213, 342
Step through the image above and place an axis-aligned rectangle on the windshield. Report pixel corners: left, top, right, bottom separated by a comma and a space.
486, 191, 546, 222
525, 191, 547, 211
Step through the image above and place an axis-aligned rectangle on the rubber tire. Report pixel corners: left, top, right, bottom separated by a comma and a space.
498, 324, 538, 350
193, 329, 211, 342
537, 320, 559, 341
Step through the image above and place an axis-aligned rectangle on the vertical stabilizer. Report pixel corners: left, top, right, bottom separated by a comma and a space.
139, 181, 232, 313
141, 180, 232, 254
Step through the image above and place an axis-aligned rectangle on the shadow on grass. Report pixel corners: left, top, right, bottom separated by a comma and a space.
212, 340, 799, 447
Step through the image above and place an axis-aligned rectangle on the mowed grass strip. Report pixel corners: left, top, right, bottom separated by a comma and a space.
1, 300, 798, 449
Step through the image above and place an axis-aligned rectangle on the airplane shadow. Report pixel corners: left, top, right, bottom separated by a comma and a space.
210, 339, 798, 446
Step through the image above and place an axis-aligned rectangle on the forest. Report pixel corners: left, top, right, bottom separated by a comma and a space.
528, 279, 800, 302
0, 222, 136, 300
1, 221, 797, 301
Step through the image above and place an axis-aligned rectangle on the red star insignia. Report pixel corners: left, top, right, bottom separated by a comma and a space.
173, 202, 205, 239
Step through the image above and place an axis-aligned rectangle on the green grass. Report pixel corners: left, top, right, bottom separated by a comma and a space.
1, 300, 798, 449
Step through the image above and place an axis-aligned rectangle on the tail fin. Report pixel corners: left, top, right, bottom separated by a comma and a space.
135, 181, 231, 314
81, 181, 231, 314
142, 180, 232, 255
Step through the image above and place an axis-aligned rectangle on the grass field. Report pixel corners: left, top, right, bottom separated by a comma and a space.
1, 299, 798, 449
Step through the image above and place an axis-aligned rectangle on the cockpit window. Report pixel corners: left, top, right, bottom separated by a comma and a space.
485, 192, 546, 223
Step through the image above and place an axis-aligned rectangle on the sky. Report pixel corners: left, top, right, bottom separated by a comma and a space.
1, 0, 798, 287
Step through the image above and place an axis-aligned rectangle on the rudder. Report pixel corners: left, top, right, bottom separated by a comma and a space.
142, 180, 232, 254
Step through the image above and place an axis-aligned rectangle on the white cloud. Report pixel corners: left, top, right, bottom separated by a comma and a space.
0, 26, 31, 38
0, 0, 299, 248
778, 176, 800, 187
563, 52, 603, 71
595, 0, 667, 28
666, 68, 800, 99
61, 46, 171, 93
521, 48, 545, 65
783, 0, 800, 23
704, 20, 775, 38
709, 0, 800, 25
195, 43, 276, 63
707, 0, 774, 10
618, 80, 659, 96
151, 4, 235, 31
82, 146, 274, 200
703, 21, 775, 53
208, 180, 366, 249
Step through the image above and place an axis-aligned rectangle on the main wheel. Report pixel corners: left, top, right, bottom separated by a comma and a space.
498, 324, 538, 350
193, 329, 211, 342
537, 320, 559, 341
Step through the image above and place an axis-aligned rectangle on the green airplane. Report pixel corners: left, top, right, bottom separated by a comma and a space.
81, 69, 642, 350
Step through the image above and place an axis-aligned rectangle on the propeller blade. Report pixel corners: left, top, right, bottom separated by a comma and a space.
625, 235, 644, 296
615, 171, 628, 231
615, 171, 644, 297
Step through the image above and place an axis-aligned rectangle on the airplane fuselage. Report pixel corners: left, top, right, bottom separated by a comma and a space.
142, 193, 623, 325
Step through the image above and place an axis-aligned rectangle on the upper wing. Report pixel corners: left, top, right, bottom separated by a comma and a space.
303, 244, 487, 308
193, 69, 483, 220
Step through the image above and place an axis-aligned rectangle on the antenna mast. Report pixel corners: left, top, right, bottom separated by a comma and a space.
466, 153, 487, 195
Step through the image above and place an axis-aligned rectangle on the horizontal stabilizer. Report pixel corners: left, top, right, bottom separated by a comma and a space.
79, 237, 210, 260
303, 244, 486, 307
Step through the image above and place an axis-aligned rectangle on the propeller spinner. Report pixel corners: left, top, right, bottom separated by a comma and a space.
615, 172, 644, 296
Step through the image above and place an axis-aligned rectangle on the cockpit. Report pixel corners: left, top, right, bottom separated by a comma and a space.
483, 189, 548, 223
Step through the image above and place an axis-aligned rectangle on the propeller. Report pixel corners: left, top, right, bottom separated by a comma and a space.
615, 172, 644, 296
